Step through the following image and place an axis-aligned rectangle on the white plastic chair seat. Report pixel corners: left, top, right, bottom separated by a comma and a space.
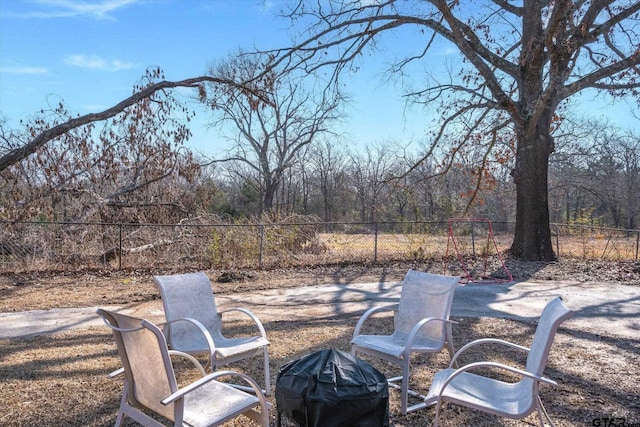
176, 335, 270, 359
182, 380, 261, 426
426, 368, 535, 417
351, 332, 446, 358
182, 381, 261, 426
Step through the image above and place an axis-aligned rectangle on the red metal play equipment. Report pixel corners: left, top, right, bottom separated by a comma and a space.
445, 218, 513, 284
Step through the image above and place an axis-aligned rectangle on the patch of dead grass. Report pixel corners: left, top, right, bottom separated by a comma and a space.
1, 260, 639, 426
1, 314, 638, 426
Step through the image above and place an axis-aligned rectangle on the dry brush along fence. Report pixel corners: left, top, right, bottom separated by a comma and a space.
0, 218, 638, 274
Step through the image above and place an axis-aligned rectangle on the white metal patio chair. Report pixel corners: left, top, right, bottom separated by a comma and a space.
153, 272, 271, 395
97, 308, 270, 427
424, 296, 573, 427
350, 269, 460, 414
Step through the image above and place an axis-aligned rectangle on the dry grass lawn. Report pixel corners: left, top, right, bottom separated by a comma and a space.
1, 260, 639, 426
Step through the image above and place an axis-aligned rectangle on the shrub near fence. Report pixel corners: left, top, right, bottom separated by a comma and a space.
0, 220, 638, 273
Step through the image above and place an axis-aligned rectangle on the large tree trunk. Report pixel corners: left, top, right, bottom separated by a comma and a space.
510, 129, 556, 261
509, 2, 557, 262
262, 177, 278, 214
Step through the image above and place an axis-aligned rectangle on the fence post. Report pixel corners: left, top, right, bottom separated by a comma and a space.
374, 222, 378, 263
259, 224, 264, 269
636, 229, 639, 260
554, 224, 560, 258
118, 223, 123, 271
470, 221, 476, 256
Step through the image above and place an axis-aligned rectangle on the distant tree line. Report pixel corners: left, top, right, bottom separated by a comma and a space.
549, 119, 639, 230
1, 95, 637, 232
202, 116, 639, 231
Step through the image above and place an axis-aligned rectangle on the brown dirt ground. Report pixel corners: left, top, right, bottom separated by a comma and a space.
1, 259, 639, 426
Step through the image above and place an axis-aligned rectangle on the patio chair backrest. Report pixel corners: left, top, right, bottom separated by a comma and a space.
97, 309, 181, 422
394, 270, 459, 344
526, 297, 573, 377
154, 272, 225, 349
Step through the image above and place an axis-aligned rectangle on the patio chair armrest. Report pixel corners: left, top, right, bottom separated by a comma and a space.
448, 338, 530, 368
352, 304, 399, 338
434, 361, 557, 403
168, 350, 207, 376
405, 317, 458, 350
162, 370, 269, 412
219, 307, 268, 339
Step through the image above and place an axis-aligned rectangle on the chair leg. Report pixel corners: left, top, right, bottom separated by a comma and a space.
114, 410, 124, 427
400, 357, 411, 415
258, 404, 270, 427
536, 396, 556, 427
263, 347, 271, 395
114, 381, 129, 427
445, 326, 457, 368
433, 399, 443, 427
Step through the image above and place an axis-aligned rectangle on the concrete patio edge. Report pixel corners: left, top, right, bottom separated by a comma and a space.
1, 279, 638, 340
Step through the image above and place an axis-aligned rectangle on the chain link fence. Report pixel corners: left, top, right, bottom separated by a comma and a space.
0, 219, 637, 274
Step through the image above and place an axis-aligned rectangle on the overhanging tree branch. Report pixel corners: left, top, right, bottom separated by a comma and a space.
0, 76, 271, 172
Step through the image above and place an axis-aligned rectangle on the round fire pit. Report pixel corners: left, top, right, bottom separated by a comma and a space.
275, 349, 389, 427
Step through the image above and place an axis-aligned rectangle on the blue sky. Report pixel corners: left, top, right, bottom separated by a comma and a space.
0, 0, 431, 157
1, 0, 638, 159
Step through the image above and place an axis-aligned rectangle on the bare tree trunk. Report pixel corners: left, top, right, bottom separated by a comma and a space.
511, 130, 556, 261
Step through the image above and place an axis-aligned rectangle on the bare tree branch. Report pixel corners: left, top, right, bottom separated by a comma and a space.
0, 75, 270, 172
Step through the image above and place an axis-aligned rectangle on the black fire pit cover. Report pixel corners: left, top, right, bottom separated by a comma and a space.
275, 349, 389, 427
